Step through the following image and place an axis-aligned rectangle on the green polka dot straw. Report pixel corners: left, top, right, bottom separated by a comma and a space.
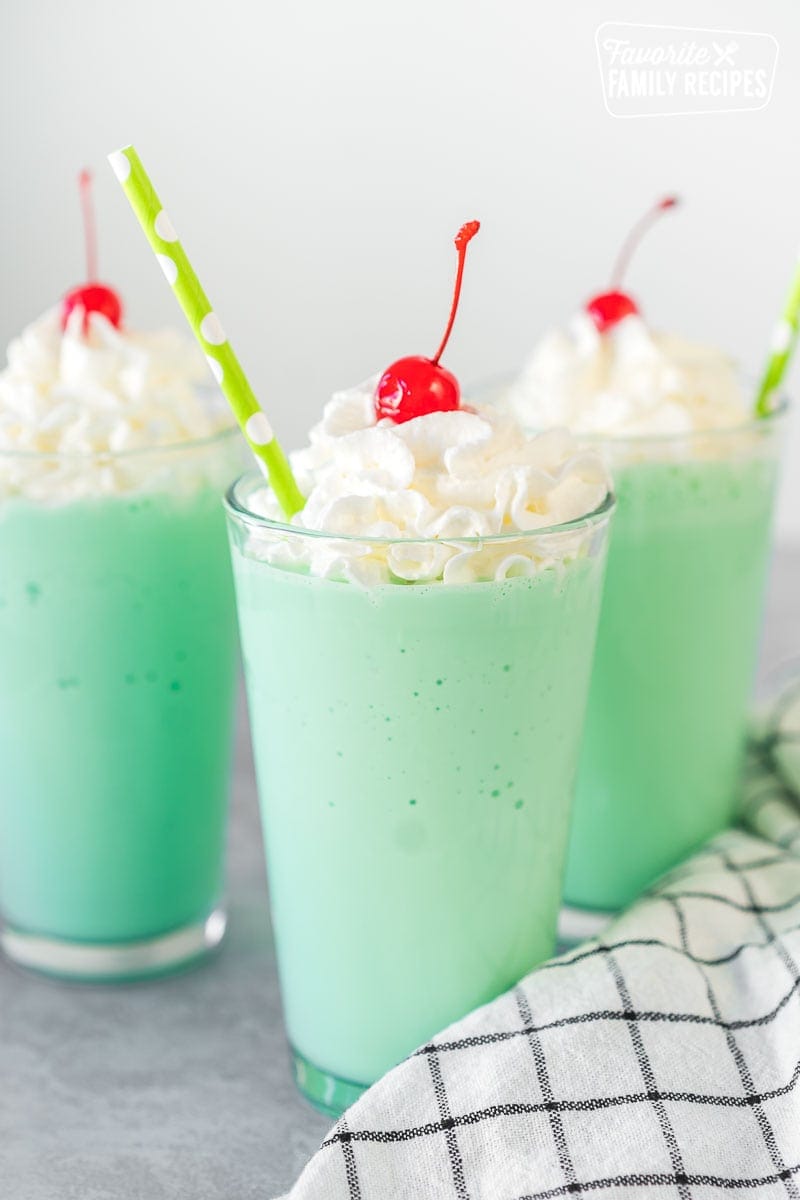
755, 255, 800, 417
108, 145, 305, 517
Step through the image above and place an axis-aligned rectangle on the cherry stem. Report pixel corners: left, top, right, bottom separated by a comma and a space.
610, 195, 679, 290
78, 168, 98, 282
432, 220, 481, 365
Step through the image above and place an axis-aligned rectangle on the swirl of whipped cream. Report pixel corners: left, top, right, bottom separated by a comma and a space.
244, 379, 610, 586
509, 312, 748, 437
0, 307, 235, 502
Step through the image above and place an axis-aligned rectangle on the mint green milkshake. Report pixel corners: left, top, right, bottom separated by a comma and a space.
226, 384, 613, 1113
565, 427, 782, 911
508, 253, 785, 913
0, 303, 241, 978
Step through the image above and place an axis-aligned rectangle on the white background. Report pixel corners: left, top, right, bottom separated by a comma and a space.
2, 0, 799, 541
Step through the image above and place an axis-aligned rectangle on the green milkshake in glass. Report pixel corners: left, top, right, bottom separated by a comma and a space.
0, 283, 241, 979
226, 222, 614, 1113
507, 198, 785, 917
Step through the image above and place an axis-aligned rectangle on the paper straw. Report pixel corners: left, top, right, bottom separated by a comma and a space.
755, 259, 800, 418
107, 145, 305, 517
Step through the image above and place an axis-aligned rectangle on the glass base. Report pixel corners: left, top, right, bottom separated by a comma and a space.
557, 903, 615, 948
0, 908, 227, 982
291, 1046, 368, 1118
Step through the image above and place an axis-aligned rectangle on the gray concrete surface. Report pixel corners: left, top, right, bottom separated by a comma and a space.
1, 549, 798, 1199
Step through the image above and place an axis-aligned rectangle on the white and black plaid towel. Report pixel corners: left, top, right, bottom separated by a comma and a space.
280, 682, 800, 1199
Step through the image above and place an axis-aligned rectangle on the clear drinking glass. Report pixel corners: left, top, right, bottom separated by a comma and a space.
0, 425, 242, 979
225, 473, 614, 1115
564, 407, 787, 913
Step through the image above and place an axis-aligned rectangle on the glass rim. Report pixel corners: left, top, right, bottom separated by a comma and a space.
224, 471, 616, 547
471, 372, 790, 446
0, 420, 240, 463
582, 395, 788, 447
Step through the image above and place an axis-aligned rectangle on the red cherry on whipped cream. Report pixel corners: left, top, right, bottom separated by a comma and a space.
375, 220, 480, 424
585, 290, 639, 333
61, 282, 123, 332
584, 195, 678, 334
60, 169, 123, 334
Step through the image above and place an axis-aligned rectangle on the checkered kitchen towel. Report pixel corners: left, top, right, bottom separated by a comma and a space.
280, 681, 800, 1200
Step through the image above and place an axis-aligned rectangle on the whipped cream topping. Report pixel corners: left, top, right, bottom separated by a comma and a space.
0, 307, 235, 502
509, 312, 749, 437
243, 379, 610, 586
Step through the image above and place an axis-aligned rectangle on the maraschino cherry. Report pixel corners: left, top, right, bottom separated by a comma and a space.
585, 195, 679, 334
374, 220, 480, 424
60, 169, 123, 334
